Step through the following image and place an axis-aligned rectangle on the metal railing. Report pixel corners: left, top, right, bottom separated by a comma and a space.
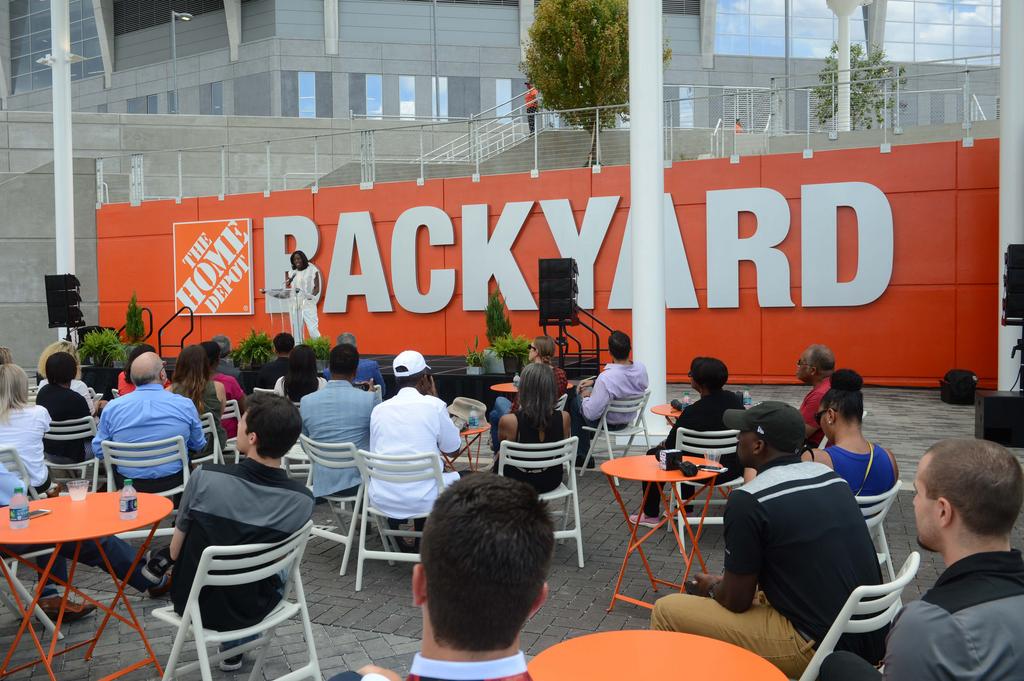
92, 57, 1001, 206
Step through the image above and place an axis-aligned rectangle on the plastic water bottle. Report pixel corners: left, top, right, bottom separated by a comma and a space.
8, 487, 29, 530
683, 392, 692, 407
120, 479, 138, 521
513, 372, 521, 388
743, 390, 752, 407
468, 408, 479, 428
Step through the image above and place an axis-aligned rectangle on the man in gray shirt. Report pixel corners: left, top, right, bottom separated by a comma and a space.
301, 343, 380, 498
821, 438, 1024, 681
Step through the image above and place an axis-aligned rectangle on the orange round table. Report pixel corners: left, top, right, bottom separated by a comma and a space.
650, 402, 681, 422
600, 456, 719, 612
491, 382, 576, 394
0, 492, 172, 680
528, 630, 787, 681
444, 425, 490, 471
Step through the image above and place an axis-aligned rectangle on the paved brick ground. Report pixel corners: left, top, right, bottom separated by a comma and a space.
2, 385, 1021, 679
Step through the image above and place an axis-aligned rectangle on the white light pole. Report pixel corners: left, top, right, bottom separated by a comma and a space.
170, 10, 193, 114
628, 0, 667, 415
45, 0, 82, 340
827, 0, 872, 132
999, 0, 1024, 390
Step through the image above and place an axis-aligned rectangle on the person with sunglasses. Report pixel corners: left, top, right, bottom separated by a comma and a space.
802, 369, 898, 498
796, 344, 835, 447
487, 336, 567, 453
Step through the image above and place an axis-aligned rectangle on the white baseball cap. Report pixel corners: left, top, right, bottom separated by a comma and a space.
393, 350, 430, 377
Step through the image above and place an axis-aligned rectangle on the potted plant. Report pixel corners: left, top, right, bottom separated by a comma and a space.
465, 336, 485, 375
123, 293, 145, 345
492, 334, 530, 375
483, 289, 512, 374
303, 336, 331, 372
78, 329, 127, 368
231, 330, 274, 370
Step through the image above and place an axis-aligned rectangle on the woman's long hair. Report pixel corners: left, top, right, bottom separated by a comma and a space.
517, 363, 557, 433
172, 345, 211, 416
0, 364, 29, 424
284, 345, 320, 402
37, 340, 80, 381
533, 335, 556, 364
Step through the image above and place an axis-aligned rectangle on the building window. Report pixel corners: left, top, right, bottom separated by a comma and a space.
201, 81, 223, 115
127, 94, 158, 114
167, 90, 177, 114
298, 72, 316, 118
10, 0, 102, 94
366, 74, 383, 119
715, 0, 867, 59
885, 0, 998, 65
495, 78, 512, 122
432, 76, 448, 120
399, 75, 416, 120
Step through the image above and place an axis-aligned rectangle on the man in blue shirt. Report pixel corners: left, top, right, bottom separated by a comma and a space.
303, 343, 380, 498
0, 468, 170, 623
322, 333, 386, 398
92, 352, 205, 494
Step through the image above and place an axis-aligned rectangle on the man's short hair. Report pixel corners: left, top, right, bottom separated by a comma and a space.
330, 343, 359, 377
45, 352, 79, 386
273, 333, 295, 354
212, 335, 231, 357
244, 393, 302, 458
422, 475, 553, 651
806, 344, 835, 372
336, 332, 357, 348
692, 356, 728, 392
608, 330, 631, 361
924, 439, 1023, 538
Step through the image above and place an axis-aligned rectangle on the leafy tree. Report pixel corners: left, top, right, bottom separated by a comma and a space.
485, 289, 511, 346
814, 43, 905, 131
123, 292, 145, 344
522, 0, 671, 163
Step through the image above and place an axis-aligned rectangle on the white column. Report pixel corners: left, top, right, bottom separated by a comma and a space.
50, 0, 75, 340
323, 0, 338, 56
518, 0, 534, 62
628, 0, 666, 414
828, 0, 870, 132
999, 0, 1024, 390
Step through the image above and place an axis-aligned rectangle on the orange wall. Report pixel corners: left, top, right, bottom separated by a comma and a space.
96, 139, 1000, 388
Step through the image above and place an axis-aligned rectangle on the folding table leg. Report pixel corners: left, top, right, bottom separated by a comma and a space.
0, 545, 62, 681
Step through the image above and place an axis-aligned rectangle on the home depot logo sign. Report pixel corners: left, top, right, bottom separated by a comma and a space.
173, 219, 253, 315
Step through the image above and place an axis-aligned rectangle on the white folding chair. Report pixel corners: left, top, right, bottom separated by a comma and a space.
300, 436, 362, 576
498, 436, 583, 568
856, 481, 902, 583
192, 413, 224, 466
100, 435, 189, 498
372, 384, 382, 399
555, 393, 568, 411
111, 388, 120, 399
252, 387, 276, 395
222, 399, 242, 463
282, 445, 311, 481
796, 552, 921, 681
43, 416, 100, 489
578, 389, 652, 480
353, 450, 447, 592
0, 445, 61, 638
151, 521, 320, 681
672, 427, 742, 534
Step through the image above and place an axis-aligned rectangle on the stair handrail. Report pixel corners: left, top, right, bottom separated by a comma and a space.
115, 306, 154, 343
157, 306, 195, 357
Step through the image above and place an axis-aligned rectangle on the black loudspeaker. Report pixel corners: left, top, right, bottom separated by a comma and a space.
1005, 245, 1024, 323
44, 274, 84, 329
538, 258, 578, 325
975, 390, 1024, 447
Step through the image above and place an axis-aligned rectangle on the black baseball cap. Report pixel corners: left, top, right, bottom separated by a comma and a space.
723, 401, 806, 455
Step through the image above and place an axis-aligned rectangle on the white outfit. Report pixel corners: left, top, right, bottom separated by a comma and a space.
0, 405, 51, 487
288, 264, 321, 340
273, 375, 326, 400
368, 387, 462, 519
37, 378, 95, 415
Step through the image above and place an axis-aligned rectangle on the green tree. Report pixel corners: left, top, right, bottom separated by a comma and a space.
485, 289, 512, 346
522, 0, 671, 164
123, 292, 145, 344
814, 43, 905, 131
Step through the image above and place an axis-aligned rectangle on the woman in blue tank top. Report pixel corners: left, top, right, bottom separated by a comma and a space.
801, 369, 899, 497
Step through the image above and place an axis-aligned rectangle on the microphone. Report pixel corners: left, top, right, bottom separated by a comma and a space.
670, 399, 685, 411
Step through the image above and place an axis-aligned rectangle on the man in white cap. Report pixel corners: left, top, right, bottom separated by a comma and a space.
368, 351, 462, 531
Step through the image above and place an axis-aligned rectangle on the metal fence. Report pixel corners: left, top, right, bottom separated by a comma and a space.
94, 58, 1001, 207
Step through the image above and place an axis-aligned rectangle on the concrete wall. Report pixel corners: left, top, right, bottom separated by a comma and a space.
0, 158, 98, 369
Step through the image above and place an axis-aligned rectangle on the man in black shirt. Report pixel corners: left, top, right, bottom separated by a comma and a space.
255, 332, 294, 389
651, 401, 885, 679
36, 351, 92, 464
635, 357, 743, 524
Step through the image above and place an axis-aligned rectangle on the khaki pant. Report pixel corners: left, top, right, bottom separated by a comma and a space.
651, 592, 816, 679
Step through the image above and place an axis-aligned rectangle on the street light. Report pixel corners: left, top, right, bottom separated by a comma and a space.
170, 10, 193, 114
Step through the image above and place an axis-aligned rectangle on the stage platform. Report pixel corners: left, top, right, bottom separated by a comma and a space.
82, 354, 582, 410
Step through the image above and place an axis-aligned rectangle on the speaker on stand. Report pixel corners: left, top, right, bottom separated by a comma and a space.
538, 258, 579, 368
44, 274, 85, 340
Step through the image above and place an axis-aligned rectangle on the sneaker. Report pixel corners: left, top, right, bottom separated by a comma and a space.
38, 595, 96, 622
628, 513, 661, 528
148, 572, 173, 598
219, 652, 244, 672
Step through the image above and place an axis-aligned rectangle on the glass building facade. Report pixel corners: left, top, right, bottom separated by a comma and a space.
9, 0, 103, 95
716, 0, 1000, 63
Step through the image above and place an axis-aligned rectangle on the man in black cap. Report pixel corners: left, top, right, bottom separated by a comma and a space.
650, 401, 885, 679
